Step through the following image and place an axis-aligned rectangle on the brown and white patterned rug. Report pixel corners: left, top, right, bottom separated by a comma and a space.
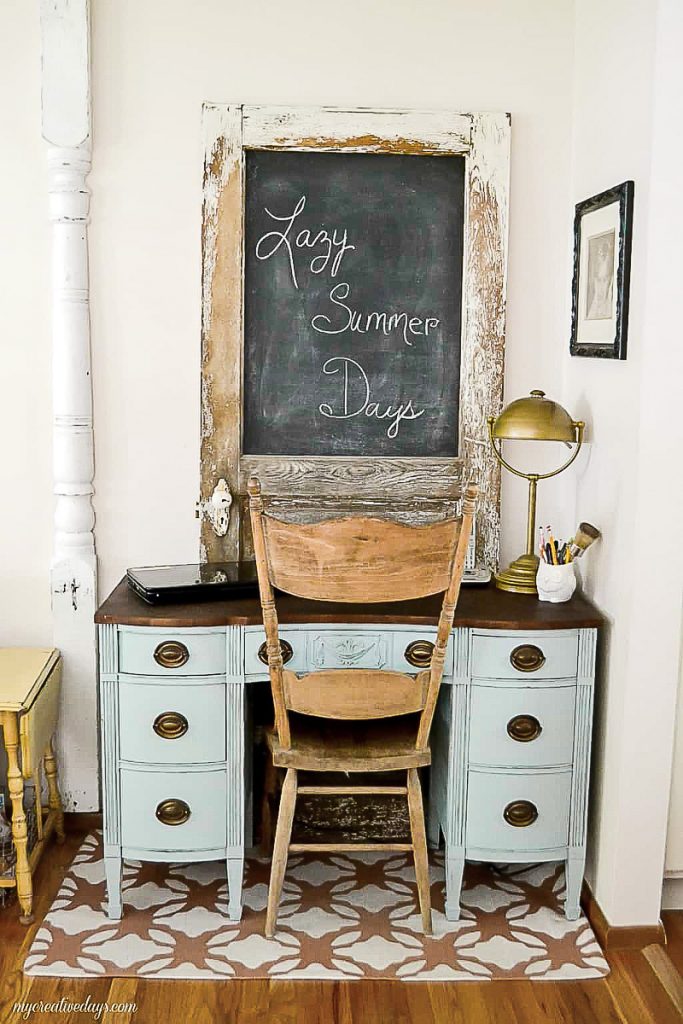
24, 832, 608, 981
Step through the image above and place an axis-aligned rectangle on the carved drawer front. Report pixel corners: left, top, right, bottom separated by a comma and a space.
466, 769, 571, 852
118, 680, 226, 765
471, 632, 578, 681
468, 684, 576, 769
120, 768, 227, 853
118, 628, 226, 677
243, 629, 306, 676
311, 632, 387, 670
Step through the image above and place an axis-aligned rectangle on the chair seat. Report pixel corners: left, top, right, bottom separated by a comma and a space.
267, 714, 431, 772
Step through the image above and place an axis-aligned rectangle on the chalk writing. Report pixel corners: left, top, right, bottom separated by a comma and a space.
253, 186, 447, 439
312, 282, 440, 347
319, 357, 425, 439
254, 195, 354, 290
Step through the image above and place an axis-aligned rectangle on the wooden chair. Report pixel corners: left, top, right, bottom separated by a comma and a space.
248, 478, 477, 937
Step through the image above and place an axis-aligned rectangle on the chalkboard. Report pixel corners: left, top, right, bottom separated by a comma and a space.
243, 149, 465, 458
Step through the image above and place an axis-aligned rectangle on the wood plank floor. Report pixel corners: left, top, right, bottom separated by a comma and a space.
0, 824, 681, 1024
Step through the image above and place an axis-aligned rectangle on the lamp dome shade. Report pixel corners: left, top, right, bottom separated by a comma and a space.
491, 390, 579, 442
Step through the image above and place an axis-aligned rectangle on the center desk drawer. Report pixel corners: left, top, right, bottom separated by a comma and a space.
469, 684, 576, 768
118, 679, 226, 764
118, 628, 226, 676
120, 768, 227, 853
244, 628, 453, 676
471, 631, 578, 681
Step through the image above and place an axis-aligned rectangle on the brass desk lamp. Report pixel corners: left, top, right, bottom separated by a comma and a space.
488, 390, 585, 594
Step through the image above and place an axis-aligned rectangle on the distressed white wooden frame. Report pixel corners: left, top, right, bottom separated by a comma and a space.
200, 105, 510, 569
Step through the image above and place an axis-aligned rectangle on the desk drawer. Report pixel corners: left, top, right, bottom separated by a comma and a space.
471, 632, 578, 681
244, 628, 453, 677
118, 629, 225, 676
120, 768, 227, 852
118, 679, 226, 765
394, 632, 454, 676
466, 769, 571, 852
243, 629, 307, 675
469, 684, 576, 768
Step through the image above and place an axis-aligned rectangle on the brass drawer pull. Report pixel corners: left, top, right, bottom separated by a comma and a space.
153, 711, 189, 740
405, 640, 435, 668
258, 639, 294, 666
509, 644, 546, 673
155, 799, 191, 827
503, 800, 539, 828
153, 640, 190, 669
507, 714, 542, 743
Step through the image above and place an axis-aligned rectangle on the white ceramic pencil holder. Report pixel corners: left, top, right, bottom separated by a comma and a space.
536, 560, 576, 603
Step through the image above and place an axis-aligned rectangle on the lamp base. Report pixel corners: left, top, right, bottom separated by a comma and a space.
494, 553, 540, 595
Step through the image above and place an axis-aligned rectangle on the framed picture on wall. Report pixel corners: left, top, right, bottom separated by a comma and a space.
570, 180, 634, 359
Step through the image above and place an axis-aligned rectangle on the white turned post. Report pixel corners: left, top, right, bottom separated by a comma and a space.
41, 1, 98, 810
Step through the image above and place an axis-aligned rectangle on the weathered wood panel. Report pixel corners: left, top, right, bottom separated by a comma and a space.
200, 105, 243, 563
239, 457, 463, 498
459, 113, 511, 569
242, 105, 471, 154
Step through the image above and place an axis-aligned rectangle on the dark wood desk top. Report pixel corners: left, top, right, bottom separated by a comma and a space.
96, 578, 603, 631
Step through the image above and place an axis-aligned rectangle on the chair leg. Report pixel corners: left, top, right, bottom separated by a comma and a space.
260, 755, 280, 854
265, 767, 297, 937
407, 767, 432, 935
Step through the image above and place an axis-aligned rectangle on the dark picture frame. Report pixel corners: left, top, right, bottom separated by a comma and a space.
570, 180, 634, 359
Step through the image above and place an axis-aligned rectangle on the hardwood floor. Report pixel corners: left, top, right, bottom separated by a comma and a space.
0, 823, 681, 1024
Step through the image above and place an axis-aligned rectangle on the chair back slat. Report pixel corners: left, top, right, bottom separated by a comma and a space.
262, 515, 460, 602
282, 668, 430, 720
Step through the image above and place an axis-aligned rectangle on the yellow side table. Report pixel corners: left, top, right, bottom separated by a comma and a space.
0, 648, 65, 923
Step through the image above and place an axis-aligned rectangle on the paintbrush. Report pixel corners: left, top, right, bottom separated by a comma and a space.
569, 522, 601, 559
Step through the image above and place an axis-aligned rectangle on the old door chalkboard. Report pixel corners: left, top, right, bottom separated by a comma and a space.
243, 150, 465, 458
200, 106, 510, 570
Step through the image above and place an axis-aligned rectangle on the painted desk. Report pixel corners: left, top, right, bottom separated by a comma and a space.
96, 581, 602, 922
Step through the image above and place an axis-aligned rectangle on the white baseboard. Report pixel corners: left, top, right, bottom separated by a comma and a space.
662, 875, 683, 910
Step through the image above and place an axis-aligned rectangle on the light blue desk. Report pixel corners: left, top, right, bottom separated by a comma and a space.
96, 581, 601, 922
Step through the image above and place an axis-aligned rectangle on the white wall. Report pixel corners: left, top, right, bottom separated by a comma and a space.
89, 0, 574, 592
0, 2, 53, 648
565, 0, 683, 925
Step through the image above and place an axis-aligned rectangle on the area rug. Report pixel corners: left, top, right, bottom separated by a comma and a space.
24, 832, 608, 981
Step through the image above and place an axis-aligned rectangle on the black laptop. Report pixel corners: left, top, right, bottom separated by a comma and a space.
126, 562, 260, 605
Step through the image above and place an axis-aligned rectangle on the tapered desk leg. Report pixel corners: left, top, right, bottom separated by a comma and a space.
565, 848, 585, 921
104, 854, 123, 920
44, 737, 65, 843
2, 711, 33, 923
444, 844, 465, 921
226, 855, 245, 921
226, 672, 246, 920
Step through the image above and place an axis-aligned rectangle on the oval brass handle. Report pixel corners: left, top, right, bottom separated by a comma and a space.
155, 799, 191, 827
257, 639, 294, 666
405, 640, 435, 668
509, 644, 546, 673
503, 800, 539, 828
153, 640, 190, 669
507, 714, 542, 743
153, 711, 189, 740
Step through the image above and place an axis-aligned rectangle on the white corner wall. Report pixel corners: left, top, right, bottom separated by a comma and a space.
0, 2, 53, 648
565, 0, 683, 925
